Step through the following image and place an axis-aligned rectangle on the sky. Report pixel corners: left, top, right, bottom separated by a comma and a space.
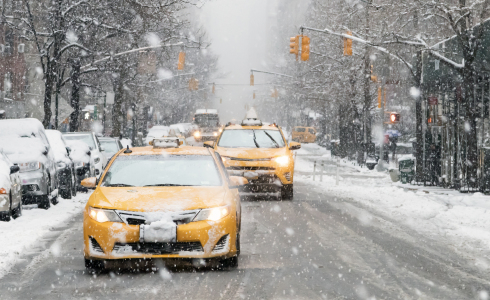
197, 0, 309, 123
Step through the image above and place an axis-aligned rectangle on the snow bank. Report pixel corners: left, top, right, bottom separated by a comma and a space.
295, 148, 490, 260
0, 191, 91, 279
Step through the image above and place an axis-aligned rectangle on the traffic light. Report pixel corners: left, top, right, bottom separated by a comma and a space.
301, 36, 310, 61
177, 51, 185, 70
253, 91, 256, 99
370, 64, 377, 82
271, 88, 279, 98
343, 31, 353, 56
250, 74, 254, 86
378, 87, 382, 108
290, 35, 300, 60
390, 112, 400, 123
188, 77, 199, 91
212, 83, 215, 94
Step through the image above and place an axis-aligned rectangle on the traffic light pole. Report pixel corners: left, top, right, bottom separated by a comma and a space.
377, 78, 385, 171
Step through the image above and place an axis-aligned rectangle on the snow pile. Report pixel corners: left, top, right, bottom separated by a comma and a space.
66, 140, 90, 164
141, 215, 176, 243
45, 130, 71, 164
0, 191, 91, 279
295, 145, 490, 259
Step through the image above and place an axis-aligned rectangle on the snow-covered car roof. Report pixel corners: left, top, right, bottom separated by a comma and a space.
46, 130, 72, 164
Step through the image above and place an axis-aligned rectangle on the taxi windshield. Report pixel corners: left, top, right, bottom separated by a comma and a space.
218, 129, 285, 148
101, 155, 222, 187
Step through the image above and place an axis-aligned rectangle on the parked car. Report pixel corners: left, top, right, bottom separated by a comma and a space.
98, 137, 123, 160
0, 151, 22, 221
0, 118, 58, 209
45, 130, 78, 199
144, 126, 176, 145
65, 140, 91, 189
168, 126, 188, 145
170, 123, 195, 137
62, 132, 108, 179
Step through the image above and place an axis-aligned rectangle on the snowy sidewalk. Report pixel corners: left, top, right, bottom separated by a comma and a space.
295, 143, 490, 266
0, 192, 91, 279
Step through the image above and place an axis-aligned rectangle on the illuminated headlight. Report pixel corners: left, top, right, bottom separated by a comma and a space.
213, 132, 218, 136
273, 155, 289, 166
18, 162, 41, 172
88, 207, 123, 223
93, 157, 100, 164
75, 161, 85, 168
193, 205, 230, 222
221, 156, 231, 164
219, 128, 223, 133
194, 131, 201, 138
56, 162, 67, 169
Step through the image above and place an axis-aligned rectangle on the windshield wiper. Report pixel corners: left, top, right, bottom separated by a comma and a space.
105, 183, 134, 187
144, 184, 192, 187
252, 130, 260, 148
264, 131, 280, 148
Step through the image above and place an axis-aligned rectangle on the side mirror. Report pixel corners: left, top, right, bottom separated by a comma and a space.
10, 165, 20, 174
289, 142, 301, 150
203, 141, 214, 149
43, 147, 49, 156
66, 147, 71, 155
81, 177, 97, 189
100, 146, 105, 152
179, 140, 184, 146
149, 140, 154, 146
229, 176, 248, 188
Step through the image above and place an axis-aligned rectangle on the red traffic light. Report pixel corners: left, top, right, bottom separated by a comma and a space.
390, 113, 400, 123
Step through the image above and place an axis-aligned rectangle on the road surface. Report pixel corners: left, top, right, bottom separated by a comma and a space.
1, 149, 489, 299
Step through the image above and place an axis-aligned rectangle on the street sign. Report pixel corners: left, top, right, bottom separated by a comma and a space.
428, 96, 438, 106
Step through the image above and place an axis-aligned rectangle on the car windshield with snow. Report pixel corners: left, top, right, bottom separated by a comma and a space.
82, 139, 248, 272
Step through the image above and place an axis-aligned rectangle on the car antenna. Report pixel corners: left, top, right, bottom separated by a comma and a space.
124, 145, 132, 153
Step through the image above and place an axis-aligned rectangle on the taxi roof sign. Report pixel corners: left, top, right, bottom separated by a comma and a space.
151, 137, 181, 148
241, 107, 262, 126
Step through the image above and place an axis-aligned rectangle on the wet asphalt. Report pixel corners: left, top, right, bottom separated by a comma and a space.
0, 177, 489, 300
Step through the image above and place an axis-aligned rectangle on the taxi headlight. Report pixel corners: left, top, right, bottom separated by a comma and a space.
193, 205, 231, 222
194, 131, 201, 138
221, 156, 231, 164
219, 128, 223, 133
274, 155, 289, 166
88, 207, 123, 223
213, 132, 218, 136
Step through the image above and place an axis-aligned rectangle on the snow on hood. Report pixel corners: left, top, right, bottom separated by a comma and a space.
90, 186, 227, 212
66, 140, 90, 164
45, 130, 71, 164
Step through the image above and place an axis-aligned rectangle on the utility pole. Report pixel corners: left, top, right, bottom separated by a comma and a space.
377, 78, 385, 171
363, 0, 373, 165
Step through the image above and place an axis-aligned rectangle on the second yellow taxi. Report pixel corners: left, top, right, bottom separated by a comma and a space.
81, 137, 247, 271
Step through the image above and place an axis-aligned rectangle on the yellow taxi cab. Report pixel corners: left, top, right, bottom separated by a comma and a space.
205, 117, 301, 200
81, 137, 248, 271
292, 126, 317, 143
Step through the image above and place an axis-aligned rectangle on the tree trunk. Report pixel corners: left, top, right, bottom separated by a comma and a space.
111, 70, 125, 138
69, 59, 81, 132
463, 66, 478, 187
42, 61, 54, 128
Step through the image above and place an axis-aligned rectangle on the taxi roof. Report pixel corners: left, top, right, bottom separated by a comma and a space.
118, 146, 212, 156
224, 124, 280, 130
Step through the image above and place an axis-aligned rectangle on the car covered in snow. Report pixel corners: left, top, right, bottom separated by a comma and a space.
0, 151, 22, 221
81, 137, 248, 271
65, 140, 91, 188
0, 118, 59, 209
62, 132, 108, 179
98, 137, 123, 160
45, 130, 78, 199
144, 126, 176, 145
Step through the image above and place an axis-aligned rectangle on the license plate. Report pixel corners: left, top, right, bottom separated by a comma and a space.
140, 221, 176, 243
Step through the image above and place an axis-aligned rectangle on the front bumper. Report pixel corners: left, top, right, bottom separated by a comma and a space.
19, 170, 48, 197
225, 160, 294, 189
57, 167, 72, 190
83, 210, 237, 260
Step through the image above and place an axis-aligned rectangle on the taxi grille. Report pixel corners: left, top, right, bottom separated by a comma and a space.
116, 210, 200, 226
228, 157, 271, 161
212, 234, 230, 253
227, 166, 275, 171
89, 237, 104, 253
112, 242, 203, 255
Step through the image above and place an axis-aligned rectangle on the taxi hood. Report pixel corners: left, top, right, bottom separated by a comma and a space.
216, 146, 289, 159
89, 186, 227, 212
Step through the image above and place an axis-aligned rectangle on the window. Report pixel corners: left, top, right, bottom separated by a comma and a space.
218, 130, 286, 148
101, 155, 222, 187
295, 128, 306, 132
4, 73, 12, 99
308, 128, 316, 134
63, 134, 96, 149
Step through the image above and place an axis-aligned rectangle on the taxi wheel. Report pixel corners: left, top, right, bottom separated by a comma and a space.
281, 184, 293, 200
85, 258, 105, 273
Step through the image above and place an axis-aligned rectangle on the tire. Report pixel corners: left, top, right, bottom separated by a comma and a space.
60, 178, 72, 199
367, 164, 375, 170
12, 199, 22, 219
281, 184, 293, 200
71, 171, 77, 197
38, 195, 51, 209
85, 258, 105, 273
